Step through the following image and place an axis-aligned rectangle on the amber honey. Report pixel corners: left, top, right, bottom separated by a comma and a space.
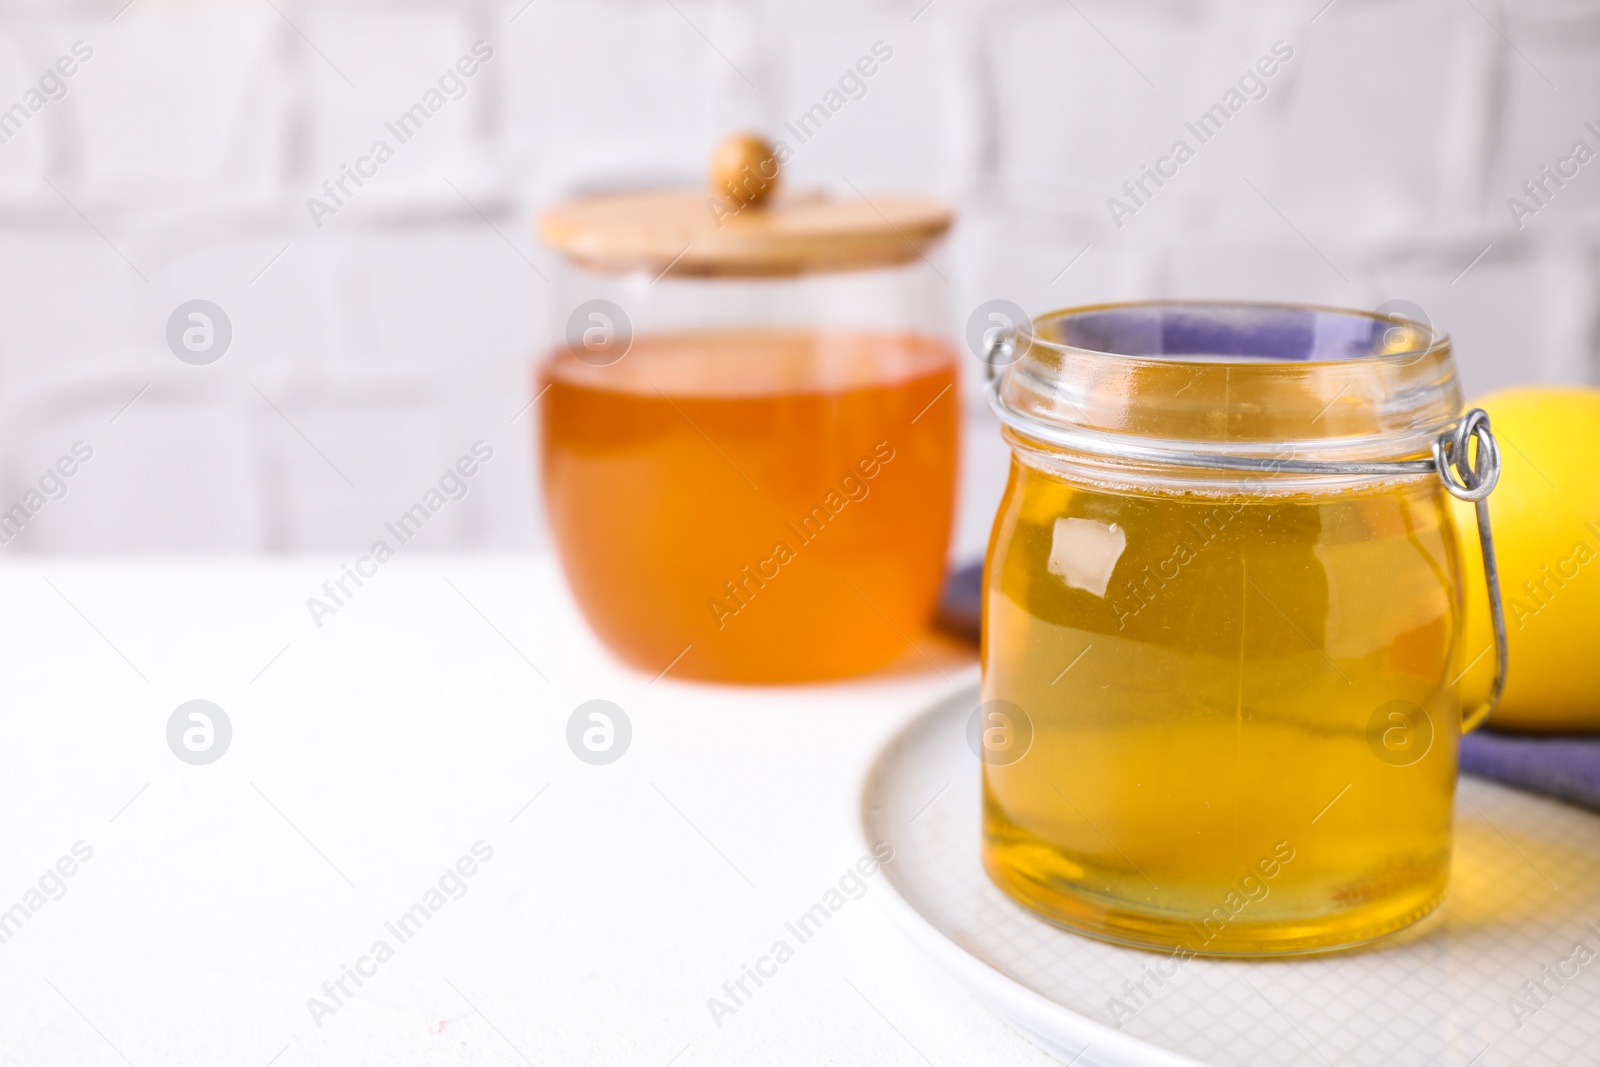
977, 301, 1481, 955
982, 454, 1464, 955
540, 328, 959, 682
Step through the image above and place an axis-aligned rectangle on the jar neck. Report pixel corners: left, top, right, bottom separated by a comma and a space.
996, 302, 1464, 495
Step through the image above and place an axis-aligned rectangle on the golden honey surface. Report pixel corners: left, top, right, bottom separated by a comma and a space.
981, 457, 1464, 955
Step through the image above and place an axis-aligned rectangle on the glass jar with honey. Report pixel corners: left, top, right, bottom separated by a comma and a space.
980, 301, 1506, 956
537, 136, 960, 683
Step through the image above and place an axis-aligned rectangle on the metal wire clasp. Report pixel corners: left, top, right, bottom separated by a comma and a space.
1433, 408, 1508, 732
982, 327, 1017, 383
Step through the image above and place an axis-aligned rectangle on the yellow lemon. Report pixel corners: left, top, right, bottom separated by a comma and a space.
1453, 386, 1600, 731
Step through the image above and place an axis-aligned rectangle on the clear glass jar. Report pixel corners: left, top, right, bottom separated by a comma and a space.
537, 165, 960, 683
980, 301, 1478, 956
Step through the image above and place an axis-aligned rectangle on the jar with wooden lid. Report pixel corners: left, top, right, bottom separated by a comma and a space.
537, 136, 960, 683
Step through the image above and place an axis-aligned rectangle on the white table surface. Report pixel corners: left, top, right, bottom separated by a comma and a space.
0, 556, 1059, 1067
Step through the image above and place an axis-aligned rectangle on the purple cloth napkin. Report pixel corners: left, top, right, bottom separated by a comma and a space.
932, 561, 983, 646
1460, 731, 1600, 813
935, 562, 1600, 814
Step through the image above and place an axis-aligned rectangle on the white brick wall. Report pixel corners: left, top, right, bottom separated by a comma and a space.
0, 0, 1594, 557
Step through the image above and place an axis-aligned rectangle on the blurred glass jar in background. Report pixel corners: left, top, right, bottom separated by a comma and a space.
536, 136, 960, 683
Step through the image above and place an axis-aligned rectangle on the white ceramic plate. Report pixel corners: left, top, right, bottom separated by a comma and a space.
860, 676, 1600, 1066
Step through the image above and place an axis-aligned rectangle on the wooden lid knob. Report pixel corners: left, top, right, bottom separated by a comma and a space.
539, 133, 951, 277
710, 133, 780, 209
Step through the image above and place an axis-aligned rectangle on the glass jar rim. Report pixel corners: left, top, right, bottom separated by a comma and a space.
993, 300, 1465, 495
1019, 299, 1449, 367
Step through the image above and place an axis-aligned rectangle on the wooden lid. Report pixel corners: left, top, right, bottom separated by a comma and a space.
538, 135, 953, 278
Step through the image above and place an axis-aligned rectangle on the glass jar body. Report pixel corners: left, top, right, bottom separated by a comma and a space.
979, 300, 1474, 956
982, 448, 1466, 955
538, 257, 960, 682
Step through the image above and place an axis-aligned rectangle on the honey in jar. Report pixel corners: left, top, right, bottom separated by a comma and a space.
981, 302, 1496, 956
537, 137, 960, 682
